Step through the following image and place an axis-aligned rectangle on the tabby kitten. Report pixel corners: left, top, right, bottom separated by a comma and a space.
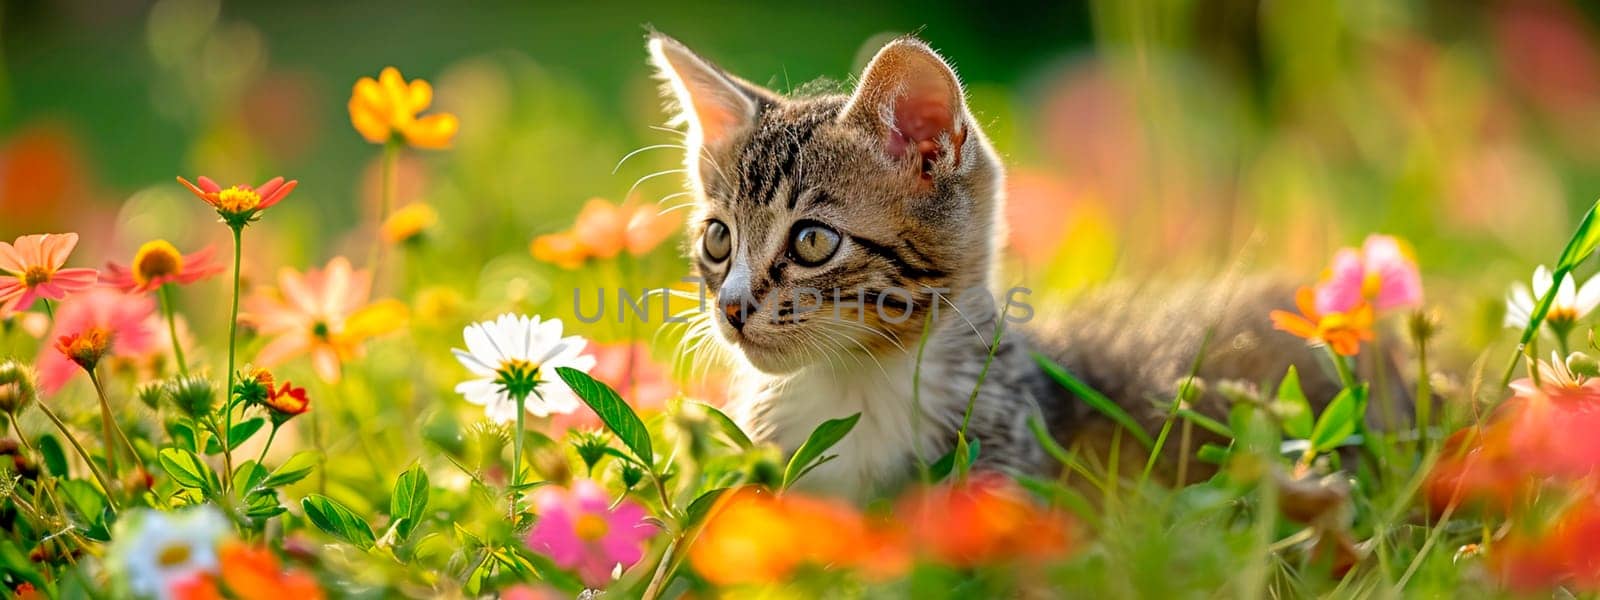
648, 34, 1354, 499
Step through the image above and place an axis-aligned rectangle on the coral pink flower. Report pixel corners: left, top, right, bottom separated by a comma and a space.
177, 176, 297, 224
241, 257, 405, 384
525, 479, 655, 588
0, 233, 98, 312
36, 288, 159, 392
1314, 234, 1424, 315
102, 240, 225, 293
548, 343, 675, 433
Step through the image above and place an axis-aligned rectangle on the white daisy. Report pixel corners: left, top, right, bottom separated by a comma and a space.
110, 506, 230, 599
1505, 265, 1600, 333
452, 313, 596, 423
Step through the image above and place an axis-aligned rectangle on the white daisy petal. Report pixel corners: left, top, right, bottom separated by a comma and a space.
1576, 274, 1600, 318
452, 348, 497, 376
1558, 271, 1578, 308
464, 322, 504, 366
1534, 265, 1555, 297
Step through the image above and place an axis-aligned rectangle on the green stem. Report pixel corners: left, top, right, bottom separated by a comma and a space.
90, 369, 146, 475
159, 284, 188, 376
86, 370, 119, 478
510, 389, 529, 520
959, 302, 1009, 438
223, 224, 244, 491
1415, 331, 1432, 451
370, 141, 401, 288
41, 298, 53, 321
1327, 347, 1357, 390
255, 423, 280, 467
9, 412, 37, 455
34, 400, 117, 512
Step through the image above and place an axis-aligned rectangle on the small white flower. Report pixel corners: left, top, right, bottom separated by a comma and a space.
1504, 265, 1600, 332
452, 313, 596, 423
110, 506, 230, 599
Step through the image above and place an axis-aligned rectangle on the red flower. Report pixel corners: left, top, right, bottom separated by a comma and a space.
1491, 489, 1600, 592
895, 474, 1075, 567
37, 289, 159, 392
102, 240, 225, 293
262, 380, 310, 419
1426, 386, 1600, 512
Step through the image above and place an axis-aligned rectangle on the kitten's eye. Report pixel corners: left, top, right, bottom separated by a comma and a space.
703, 220, 732, 262
789, 223, 841, 266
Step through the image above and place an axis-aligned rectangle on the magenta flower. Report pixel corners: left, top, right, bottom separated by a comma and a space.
525, 479, 656, 588
1314, 234, 1424, 315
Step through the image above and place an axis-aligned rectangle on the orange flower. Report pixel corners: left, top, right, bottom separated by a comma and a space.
171, 542, 324, 600
1425, 383, 1600, 513
1269, 286, 1375, 356
689, 487, 888, 585
0, 233, 98, 312
177, 176, 298, 226
55, 326, 111, 373
530, 198, 680, 269
1492, 489, 1600, 592
529, 231, 587, 270
348, 67, 458, 149
895, 474, 1075, 567
241, 257, 407, 383
102, 240, 225, 293
380, 203, 438, 244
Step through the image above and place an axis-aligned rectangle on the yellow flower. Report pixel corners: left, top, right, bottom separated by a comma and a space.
348, 67, 459, 149
381, 203, 438, 244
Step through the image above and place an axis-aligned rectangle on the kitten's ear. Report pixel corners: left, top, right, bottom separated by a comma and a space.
841, 37, 968, 178
648, 33, 771, 150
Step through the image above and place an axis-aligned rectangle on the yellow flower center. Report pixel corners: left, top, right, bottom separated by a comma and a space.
132, 240, 184, 287
21, 266, 50, 286
217, 186, 262, 213
156, 543, 191, 567
1319, 312, 1351, 333
1361, 272, 1383, 299
574, 513, 610, 542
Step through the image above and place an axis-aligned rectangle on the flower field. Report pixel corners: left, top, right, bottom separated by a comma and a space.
8, 1, 1600, 598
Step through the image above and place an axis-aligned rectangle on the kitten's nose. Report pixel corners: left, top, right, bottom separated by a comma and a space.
720, 296, 747, 331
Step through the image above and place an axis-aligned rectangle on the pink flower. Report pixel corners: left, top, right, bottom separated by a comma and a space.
241, 257, 405, 384
0, 233, 98, 312
1314, 234, 1423, 315
547, 343, 676, 433
525, 479, 656, 588
37, 288, 159, 393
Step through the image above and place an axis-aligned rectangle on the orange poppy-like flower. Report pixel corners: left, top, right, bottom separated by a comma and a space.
177, 176, 298, 225
102, 240, 225, 293
1425, 382, 1600, 513
55, 326, 112, 373
262, 380, 310, 420
1491, 488, 1600, 592
689, 487, 899, 585
895, 474, 1075, 567
170, 541, 324, 600
348, 67, 458, 149
1269, 286, 1375, 356
0, 233, 98, 312
241, 257, 407, 383
380, 203, 438, 244
530, 198, 680, 269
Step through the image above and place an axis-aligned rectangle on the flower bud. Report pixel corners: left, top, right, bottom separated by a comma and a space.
570, 430, 610, 474
165, 375, 217, 419
137, 382, 165, 410
233, 368, 274, 408
0, 360, 37, 415
618, 462, 645, 490
1568, 352, 1600, 379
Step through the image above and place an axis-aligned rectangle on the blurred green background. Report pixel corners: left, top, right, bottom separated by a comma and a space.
6, 0, 1600, 360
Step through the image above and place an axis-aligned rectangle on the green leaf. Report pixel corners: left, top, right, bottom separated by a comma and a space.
233, 460, 267, 493
1310, 386, 1366, 453
390, 465, 430, 541
37, 434, 67, 477
203, 418, 265, 455
1175, 408, 1233, 439
165, 420, 197, 453
1196, 443, 1231, 465
781, 413, 861, 489
158, 448, 219, 493
699, 402, 753, 450
1032, 351, 1153, 449
1277, 366, 1313, 440
1556, 198, 1600, 271
262, 451, 318, 488
684, 487, 729, 528
928, 437, 981, 482
555, 367, 653, 469
301, 494, 376, 549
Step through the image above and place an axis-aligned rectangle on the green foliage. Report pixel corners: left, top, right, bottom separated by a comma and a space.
781, 413, 861, 489
556, 367, 653, 469
302, 494, 377, 550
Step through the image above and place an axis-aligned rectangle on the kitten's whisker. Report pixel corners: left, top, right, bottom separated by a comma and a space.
624, 168, 688, 203
613, 144, 686, 175
937, 293, 986, 346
